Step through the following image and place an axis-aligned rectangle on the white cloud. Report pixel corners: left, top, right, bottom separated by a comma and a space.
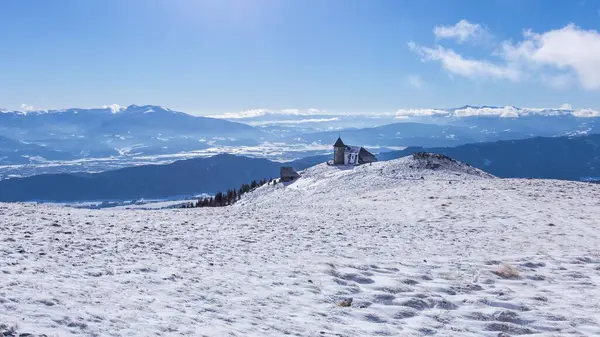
211, 106, 600, 120
412, 22, 600, 91
502, 24, 600, 90
560, 103, 572, 110
394, 105, 599, 118
208, 109, 323, 119
210, 109, 271, 119
204, 104, 598, 120
434, 20, 488, 43
248, 118, 340, 126
454, 106, 520, 118
20, 104, 35, 112
408, 75, 425, 88
408, 42, 521, 81
572, 108, 600, 117
451, 105, 594, 117
395, 108, 449, 117
102, 104, 124, 114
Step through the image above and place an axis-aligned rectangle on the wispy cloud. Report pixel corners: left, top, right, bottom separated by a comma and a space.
212, 105, 600, 121
408, 42, 521, 81
247, 118, 340, 126
572, 108, 600, 117
395, 105, 600, 118
396, 108, 448, 117
412, 21, 600, 91
541, 73, 574, 89
434, 20, 489, 43
208, 108, 324, 119
408, 75, 425, 88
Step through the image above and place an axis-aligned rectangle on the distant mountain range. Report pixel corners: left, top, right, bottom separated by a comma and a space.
223, 105, 600, 134
1, 104, 599, 170
1, 134, 599, 202
283, 109, 599, 148
0, 105, 267, 163
288, 122, 531, 148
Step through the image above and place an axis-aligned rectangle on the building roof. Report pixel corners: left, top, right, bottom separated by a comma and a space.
333, 137, 345, 147
345, 145, 361, 154
280, 166, 301, 178
358, 147, 377, 162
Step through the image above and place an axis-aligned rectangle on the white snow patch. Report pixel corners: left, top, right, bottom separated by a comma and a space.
1, 158, 600, 336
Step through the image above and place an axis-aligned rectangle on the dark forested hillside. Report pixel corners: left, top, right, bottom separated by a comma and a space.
0, 154, 281, 202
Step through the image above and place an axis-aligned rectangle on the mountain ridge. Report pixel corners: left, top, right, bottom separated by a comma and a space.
0, 105, 269, 161
1, 134, 599, 202
291, 134, 600, 181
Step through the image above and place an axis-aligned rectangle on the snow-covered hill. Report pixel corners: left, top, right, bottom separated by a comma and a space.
1, 156, 600, 336
240, 153, 494, 207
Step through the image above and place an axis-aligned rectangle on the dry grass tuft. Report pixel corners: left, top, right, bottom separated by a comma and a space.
493, 263, 520, 279
336, 298, 353, 307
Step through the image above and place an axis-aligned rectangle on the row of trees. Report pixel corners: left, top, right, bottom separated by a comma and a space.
182, 178, 276, 208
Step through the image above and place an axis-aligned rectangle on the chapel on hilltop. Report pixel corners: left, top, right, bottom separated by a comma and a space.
332, 137, 376, 166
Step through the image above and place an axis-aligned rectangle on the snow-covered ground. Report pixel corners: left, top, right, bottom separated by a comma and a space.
111, 199, 199, 210
1, 154, 600, 336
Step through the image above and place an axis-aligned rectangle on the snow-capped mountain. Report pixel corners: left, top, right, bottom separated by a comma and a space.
0, 105, 268, 162
1, 155, 600, 336
0, 104, 264, 138
231, 106, 600, 148
284, 114, 599, 149
1, 104, 599, 171
213, 105, 600, 132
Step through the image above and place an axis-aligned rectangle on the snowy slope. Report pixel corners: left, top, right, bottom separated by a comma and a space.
240, 153, 494, 207
1, 155, 600, 336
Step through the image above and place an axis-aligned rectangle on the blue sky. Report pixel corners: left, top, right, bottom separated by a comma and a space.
2, 0, 600, 115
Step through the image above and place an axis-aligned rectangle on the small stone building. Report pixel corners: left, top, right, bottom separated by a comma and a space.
333, 137, 376, 165
280, 166, 300, 182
